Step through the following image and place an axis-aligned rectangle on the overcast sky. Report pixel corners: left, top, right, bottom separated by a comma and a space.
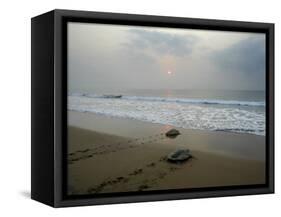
68, 22, 266, 93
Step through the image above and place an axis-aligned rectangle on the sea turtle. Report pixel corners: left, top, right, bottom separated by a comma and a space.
167, 149, 192, 163
165, 129, 181, 138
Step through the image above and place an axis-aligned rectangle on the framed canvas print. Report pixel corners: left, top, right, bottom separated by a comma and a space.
31, 9, 274, 207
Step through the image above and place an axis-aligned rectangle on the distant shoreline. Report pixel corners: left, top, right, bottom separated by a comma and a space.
68, 93, 266, 107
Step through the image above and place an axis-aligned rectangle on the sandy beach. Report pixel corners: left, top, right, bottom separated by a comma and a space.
67, 111, 266, 195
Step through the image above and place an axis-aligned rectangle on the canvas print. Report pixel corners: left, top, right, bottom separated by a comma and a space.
67, 22, 266, 196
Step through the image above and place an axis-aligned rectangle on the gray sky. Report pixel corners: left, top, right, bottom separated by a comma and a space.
68, 22, 265, 93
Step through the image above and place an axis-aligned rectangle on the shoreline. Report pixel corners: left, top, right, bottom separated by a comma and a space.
68, 111, 266, 161
68, 110, 265, 137
67, 111, 266, 195
68, 108, 265, 137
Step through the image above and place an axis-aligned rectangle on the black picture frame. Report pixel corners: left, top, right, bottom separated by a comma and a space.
31, 9, 274, 207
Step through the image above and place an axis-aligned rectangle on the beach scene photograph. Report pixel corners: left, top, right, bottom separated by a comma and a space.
67, 22, 266, 195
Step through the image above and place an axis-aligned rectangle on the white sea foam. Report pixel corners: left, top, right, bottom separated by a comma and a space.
69, 93, 265, 107
68, 94, 266, 136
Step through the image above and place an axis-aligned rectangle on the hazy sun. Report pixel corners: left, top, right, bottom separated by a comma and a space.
167, 71, 172, 75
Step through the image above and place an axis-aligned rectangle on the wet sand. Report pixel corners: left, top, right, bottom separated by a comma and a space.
67, 111, 266, 195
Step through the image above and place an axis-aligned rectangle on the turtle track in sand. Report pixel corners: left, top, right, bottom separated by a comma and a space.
68, 133, 167, 164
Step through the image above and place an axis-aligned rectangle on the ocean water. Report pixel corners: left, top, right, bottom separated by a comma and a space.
68, 89, 265, 136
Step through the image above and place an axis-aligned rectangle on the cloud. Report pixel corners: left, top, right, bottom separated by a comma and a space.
68, 22, 266, 92
212, 35, 265, 75
124, 29, 197, 57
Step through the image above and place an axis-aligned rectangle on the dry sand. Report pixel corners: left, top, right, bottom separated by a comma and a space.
67, 111, 266, 195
